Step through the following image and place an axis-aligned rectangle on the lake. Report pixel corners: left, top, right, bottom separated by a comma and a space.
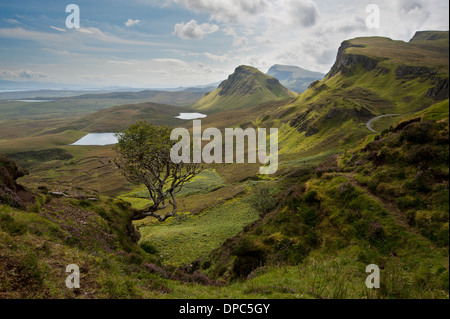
176, 113, 207, 120
12, 100, 54, 103
71, 113, 208, 146
71, 133, 118, 146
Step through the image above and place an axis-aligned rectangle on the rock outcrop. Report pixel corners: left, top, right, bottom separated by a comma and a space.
0, 154, 31, 208
427, 77, 449, 101
327, 41, 378, 79
395, 65, 438, 79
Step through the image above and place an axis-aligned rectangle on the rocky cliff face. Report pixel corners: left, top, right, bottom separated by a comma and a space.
395, 65, 438, 78
410, 31, 449, 43
0, 154, 31, 207
327, 41, 379, 79
427, 77, 450, 101
394, 65, 448, 101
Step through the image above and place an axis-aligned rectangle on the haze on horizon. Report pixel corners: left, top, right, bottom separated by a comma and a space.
0, 0, 448, 89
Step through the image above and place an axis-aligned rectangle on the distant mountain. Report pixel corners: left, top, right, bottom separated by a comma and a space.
0, 80, 85, 91
267, 65, 325, 93
194, 65, 297, 112
66, 90, 207, 106
182, 86, 218, 93
164, 83, 220, 92
0, 80, 218, 95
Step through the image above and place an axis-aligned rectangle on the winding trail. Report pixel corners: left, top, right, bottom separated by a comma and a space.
329, 172, 430, 240
366, 114, 401, 133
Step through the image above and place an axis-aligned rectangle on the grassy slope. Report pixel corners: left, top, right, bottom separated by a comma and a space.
128, 33, 449, 298
269, 34, 449, 157
1, 195, 248, 299
122, 168, 261, 266
0, 32, 448, 299
0, 131, 86, 153
199, 102, 449, 298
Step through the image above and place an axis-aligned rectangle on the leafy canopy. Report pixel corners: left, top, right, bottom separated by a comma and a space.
114, 121, 203, 222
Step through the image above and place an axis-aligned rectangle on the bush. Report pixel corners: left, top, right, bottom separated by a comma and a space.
37, 186, 49, 194
232, 256, 261, 278
304, 190, 318, 203
396, 196, 422, 209
116, 200, 132, 210
19, 252, 43, 285
406, 210, 416, 226
248, 184, 278, 216
233, 237, 265, 258
338, 182, 356, 199
77, 199, 93, 208
415, 211, 449, 246
140, 241, 159, 254
298, 207, 319, 227
94, 206, 112, 222
406, 145, 438, 165
368, 221, 385, 241
400, 121, 433, 144
0, 213, 27, 235
405, 174, 431, 193
232, 237, 266, 276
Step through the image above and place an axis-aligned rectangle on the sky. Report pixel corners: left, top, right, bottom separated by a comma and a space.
0, 0, 448, 89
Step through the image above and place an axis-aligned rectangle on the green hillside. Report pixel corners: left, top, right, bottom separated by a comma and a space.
0, 31, 448, 300
194, 65, 298, 112
269, 32, 449, 156
197, 100, 449, 298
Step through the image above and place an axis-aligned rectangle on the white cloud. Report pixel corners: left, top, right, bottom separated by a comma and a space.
153, 58, 188, 65
172, 0, 447, 76
203, 52, 230, 63
287, 0, 319, 27
1, 0, 448, 88
0, 70, 49, 82
173, 20, 219, 39
396, 0, 431, 27
77, 28, 94, 34
50, 26, 66, 32
169, 0, 320, 28
170, 0, 269, 24
41, 48, 79, 56
125, 19, 141, 27
0, 27, 160, 49
223, 27, 248, 47
3, 18, 19, 24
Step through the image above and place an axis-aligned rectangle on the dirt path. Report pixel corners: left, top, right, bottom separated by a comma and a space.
336, 172, 431, 240
366, 114, 401, 133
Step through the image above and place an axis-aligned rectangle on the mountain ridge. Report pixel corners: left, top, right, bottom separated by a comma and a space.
266, 31, 449, 156
194, 65, 298, 112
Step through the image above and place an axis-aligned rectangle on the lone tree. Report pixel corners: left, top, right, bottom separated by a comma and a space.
114, 121, 203, 222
